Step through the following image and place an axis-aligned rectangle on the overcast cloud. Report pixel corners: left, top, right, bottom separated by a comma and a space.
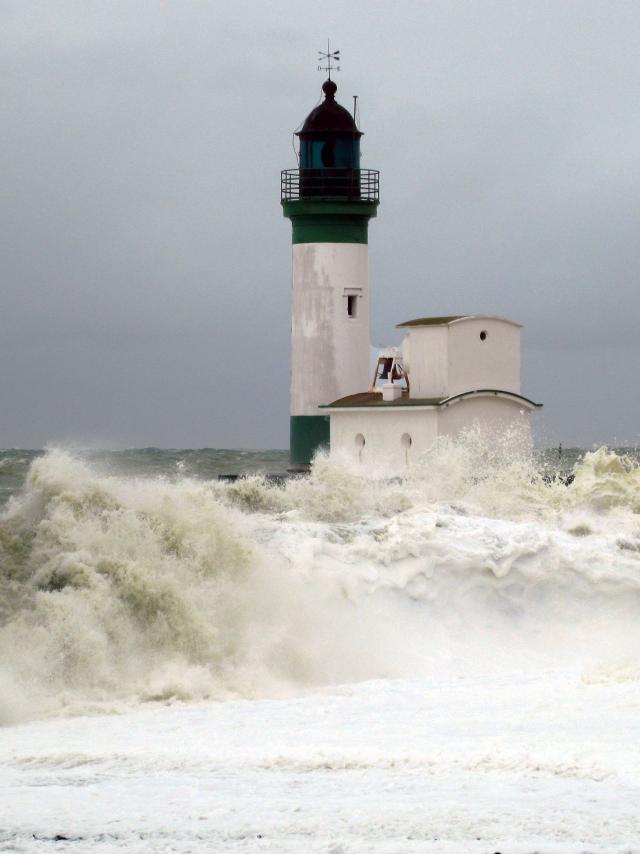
2, 0, 639, 448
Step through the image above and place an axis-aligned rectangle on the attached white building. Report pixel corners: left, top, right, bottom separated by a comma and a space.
321, 315, 541, 471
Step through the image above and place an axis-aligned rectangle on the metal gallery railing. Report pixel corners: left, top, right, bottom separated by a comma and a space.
281, 168, 379, 202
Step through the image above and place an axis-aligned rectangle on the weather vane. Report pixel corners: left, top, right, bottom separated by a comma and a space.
317, 41, 340, 79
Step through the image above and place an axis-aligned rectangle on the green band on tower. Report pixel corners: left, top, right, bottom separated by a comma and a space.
282, 200, 378, 244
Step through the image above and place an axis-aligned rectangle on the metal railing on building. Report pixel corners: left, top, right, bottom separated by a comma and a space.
281, 169, 379, 203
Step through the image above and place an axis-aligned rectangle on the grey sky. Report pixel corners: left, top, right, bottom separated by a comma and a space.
2, 0, 639, 449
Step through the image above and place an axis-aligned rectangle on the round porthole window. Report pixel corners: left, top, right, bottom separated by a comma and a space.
479, 330, 488, 341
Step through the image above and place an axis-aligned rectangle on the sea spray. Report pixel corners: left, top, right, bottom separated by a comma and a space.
0, 451, 260, 721
0, 441, 639, 724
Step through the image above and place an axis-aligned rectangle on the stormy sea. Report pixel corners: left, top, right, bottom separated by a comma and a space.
1, 442, 640, 852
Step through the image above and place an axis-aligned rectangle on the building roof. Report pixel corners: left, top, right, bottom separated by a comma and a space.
396, 314, 522, 329
321, 391, 443, 408
321, 389, 542, 410
298, 80, 362, 137
396, 315, 464, 328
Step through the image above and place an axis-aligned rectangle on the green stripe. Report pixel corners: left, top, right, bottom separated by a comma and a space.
290, 415, 330, 466
282, 200, 378, 245
291, 216, 368, 244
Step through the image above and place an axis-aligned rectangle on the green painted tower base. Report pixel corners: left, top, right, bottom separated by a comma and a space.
290, 415, 330, 467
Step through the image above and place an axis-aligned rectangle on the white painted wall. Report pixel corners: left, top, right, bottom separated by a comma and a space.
402, 327, 448, 398
447, 318, 521, 396
403, 317, 521, 400
329, 396, 533, 472
329, 408, 438, 471
440, 395, 532, 445
291, 243, 370, 416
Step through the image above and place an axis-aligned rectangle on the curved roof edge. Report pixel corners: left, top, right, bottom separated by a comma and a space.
396, 315, 522, 329
441, 389, 542, 409
320, 391, 441, 409
320, 389, 542, 410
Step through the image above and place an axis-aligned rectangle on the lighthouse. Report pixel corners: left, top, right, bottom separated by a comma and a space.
281, 73, 380, 466
280, 61, 540, 474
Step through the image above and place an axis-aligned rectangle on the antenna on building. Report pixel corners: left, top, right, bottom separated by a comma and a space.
317, 40, 340, 79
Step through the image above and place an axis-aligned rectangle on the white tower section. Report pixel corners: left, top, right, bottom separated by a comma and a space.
290, 243, 370, 417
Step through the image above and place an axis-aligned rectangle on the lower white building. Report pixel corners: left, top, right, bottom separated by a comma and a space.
321, 315, 541, 471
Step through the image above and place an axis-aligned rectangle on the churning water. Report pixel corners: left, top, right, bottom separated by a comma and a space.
1, 441, 639, 725
3, 442, 640, 850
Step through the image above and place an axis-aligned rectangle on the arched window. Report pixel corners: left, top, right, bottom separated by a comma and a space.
401, 433, 412, 465
355, 433, 365, 462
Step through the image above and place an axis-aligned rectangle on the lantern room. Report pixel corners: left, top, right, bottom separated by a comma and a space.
298, 80, 362, 170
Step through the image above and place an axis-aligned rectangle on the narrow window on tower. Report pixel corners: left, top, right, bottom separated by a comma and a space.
344, 287, 362, 319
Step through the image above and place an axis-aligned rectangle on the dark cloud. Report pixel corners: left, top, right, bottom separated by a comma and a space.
2, 0, 639, 448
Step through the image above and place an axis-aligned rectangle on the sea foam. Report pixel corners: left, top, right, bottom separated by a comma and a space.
1, 441, 639, 723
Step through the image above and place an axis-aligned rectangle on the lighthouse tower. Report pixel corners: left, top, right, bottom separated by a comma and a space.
281, 76, 380, 466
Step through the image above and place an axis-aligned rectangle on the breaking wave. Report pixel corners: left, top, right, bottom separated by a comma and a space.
1, 441, 640, 723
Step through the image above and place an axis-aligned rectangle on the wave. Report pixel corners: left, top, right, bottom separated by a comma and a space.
0, 440, 639, 723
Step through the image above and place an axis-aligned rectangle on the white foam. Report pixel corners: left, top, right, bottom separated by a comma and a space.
0, 442, 639, 723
